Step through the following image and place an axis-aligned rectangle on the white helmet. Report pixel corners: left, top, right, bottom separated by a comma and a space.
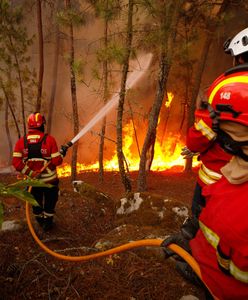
224, 27, 248, 56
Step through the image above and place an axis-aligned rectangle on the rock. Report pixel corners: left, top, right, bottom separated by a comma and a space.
115, 192, 189, 230
180, 296, 199, 300
1, 220, 22, 231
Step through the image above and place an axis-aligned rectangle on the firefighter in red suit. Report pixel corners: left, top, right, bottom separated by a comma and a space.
162, 28, 248, 299
183, 27, 248, 219
12, 112, 67, 231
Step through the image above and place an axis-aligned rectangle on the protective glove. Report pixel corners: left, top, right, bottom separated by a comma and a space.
181, 146, 199, 159
60, 141, 73, 157
161, 231, 191, 261
181, 216, 199, 240
175, 261, 203, 287
60, 145, 68, 157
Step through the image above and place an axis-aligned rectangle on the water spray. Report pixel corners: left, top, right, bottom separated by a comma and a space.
62, 53, 153, 152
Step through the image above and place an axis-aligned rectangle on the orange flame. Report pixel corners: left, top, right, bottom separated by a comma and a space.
57, 121, 198, 178
165, 92, 173, 108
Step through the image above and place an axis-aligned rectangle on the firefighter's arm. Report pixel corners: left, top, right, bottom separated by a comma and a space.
186, 118, 217, 153
49, 136, 63, 166
12, 138, 33, 176
181, 146, 199, 159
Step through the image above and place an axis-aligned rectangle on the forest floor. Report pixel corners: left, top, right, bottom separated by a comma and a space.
0, 169, 207, 300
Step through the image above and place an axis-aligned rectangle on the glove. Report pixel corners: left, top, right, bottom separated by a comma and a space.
181, 216, 199, 240
60, 145, 68, 157
161, 232, 191, 261
60, 142, 72, 157
181, 146, 199, 159
175, 261, 203, 287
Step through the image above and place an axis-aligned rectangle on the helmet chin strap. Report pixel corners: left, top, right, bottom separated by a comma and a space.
207, 104, 248, 161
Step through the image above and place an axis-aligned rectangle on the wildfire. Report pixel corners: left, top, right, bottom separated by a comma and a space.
57, 91, 199, 178
57, 122, 198, 178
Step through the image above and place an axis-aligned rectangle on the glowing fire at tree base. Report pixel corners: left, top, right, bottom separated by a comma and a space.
57, 135, 199, 178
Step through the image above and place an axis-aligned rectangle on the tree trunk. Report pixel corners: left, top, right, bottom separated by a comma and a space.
5, 100, 13, 165
47, 0, 60, 134
66, 0, 79, 182
36, 0, 44, 112
116, 0, 134, 193
1, 81, 21, 138
137, 52, 169, 191
128, 100, 141, 157
137, 0, 182, 192
98, 12, 109, 183
9, 36, 26, 135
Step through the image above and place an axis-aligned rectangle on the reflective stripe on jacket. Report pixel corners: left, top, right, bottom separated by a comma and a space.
199, 220, 248, 283
186, 115, 232, 187
198, 163, 222, 185
12, 129, 63, 183
190, 177, 248, 299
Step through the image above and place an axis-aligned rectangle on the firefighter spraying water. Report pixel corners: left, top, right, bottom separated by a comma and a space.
12, 53, 153, 231
12, 112, 64, 231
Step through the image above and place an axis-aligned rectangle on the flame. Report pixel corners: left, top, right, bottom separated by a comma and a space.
57, 121, 199, 178
57, 92, 199, 177
165, 92, 173, 108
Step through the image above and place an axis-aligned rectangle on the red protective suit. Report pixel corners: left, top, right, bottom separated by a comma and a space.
186, 113, 232, 187
12, 129, 63, 183
190, 177, 248, 300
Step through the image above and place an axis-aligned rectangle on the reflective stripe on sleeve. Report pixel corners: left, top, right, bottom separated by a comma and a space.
194, 119, 216, 140
230, 262, 248, 283
199, 221, 248, 283
198, 163, 222, 185
13, 152, 22, 157
51, 152, 61, 158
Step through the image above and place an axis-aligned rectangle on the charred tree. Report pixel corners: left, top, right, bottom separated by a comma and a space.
116, 0, 134, 193
137, 0, 182, 192
36, 0, 44, 112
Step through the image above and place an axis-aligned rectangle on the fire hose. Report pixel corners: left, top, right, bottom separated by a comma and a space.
24, 143, 218, 299
25, 201, 218, 299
